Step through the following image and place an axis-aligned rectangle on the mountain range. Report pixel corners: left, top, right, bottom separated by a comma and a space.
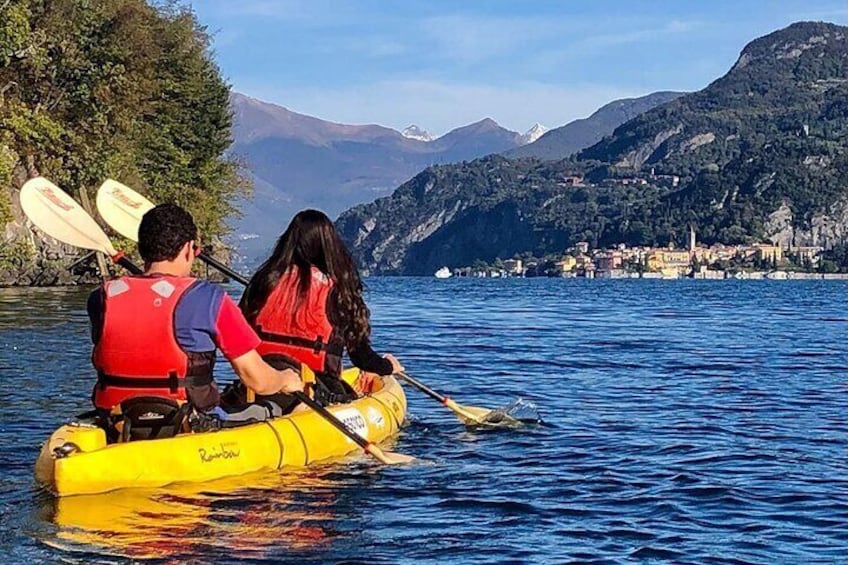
230, 95, 519, 254
228, 90, 678, 258
505, 92, 684, 160
336, 21, 848, 275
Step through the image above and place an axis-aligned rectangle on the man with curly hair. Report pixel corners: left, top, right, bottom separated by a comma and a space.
87, 203, 302, 434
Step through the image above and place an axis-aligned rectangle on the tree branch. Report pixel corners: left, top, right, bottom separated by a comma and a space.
25, 153, 38, 178
0, 81, 17, 97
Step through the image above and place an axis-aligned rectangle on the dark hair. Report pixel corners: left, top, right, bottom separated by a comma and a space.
137, 203, 197, 263
240, 209, 370, 350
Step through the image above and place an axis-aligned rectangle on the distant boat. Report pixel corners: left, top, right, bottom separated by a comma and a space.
434, 266, 452, 279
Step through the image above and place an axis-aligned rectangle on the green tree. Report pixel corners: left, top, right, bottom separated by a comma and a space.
0, 0, 245, 239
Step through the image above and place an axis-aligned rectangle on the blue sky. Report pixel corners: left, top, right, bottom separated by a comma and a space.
190, 0, 847, 136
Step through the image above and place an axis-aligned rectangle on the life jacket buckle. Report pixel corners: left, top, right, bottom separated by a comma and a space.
168, 370, 179, 393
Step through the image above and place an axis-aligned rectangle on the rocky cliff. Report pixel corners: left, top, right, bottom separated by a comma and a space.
0, 168, 101, 286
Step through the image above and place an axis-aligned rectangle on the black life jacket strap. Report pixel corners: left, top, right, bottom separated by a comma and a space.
262, 353, 301, 372
97, 370, 213, 392
256, 328, 344, 356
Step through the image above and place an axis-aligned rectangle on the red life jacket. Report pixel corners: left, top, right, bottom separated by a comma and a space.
254, 267, 344, 375
92, 275, 215, 410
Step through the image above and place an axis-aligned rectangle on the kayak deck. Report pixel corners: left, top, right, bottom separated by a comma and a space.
35, 375, 407, 496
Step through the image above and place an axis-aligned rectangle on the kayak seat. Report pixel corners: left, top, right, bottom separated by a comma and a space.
313, 376, 358, 405
112, 397, 192, 442
220, 380, 300, 415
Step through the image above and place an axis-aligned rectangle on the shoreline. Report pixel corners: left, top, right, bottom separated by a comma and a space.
4, 273, 848, 289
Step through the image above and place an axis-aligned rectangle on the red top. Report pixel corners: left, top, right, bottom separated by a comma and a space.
215, 294, 261, 359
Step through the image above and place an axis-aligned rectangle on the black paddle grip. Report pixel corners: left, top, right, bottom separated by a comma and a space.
116, 255, 143, 275
198, 252, 250, 286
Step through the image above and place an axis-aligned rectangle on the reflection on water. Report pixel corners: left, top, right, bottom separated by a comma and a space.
40, 468, 366, 561
0, 286, 91, 329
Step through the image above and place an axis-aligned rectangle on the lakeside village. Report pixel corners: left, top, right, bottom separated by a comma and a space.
441, 227, 848, 281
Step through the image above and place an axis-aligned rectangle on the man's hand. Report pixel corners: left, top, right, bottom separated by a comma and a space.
230, 350, 302, 396
278, 368, 304, 393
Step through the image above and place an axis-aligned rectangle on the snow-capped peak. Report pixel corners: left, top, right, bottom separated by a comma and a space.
402, 125, 433, 142
519, 123, 548, 145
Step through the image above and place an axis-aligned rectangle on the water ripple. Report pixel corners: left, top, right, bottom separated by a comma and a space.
0, 279, 846, 563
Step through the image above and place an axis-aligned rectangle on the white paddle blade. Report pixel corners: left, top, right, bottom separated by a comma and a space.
19, 177, 118, 256
96, 179, 155, 242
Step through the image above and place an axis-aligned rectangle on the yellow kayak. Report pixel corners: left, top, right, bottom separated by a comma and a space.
35, 374, 407, 497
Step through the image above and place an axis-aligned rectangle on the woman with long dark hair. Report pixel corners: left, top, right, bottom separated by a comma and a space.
239, 210, 402, 404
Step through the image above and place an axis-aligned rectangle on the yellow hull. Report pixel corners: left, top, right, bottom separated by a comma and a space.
35, 375, 406, 496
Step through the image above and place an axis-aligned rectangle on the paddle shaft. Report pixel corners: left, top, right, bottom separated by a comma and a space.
292, 391, 372, 452
112, 250, 241, 281
95, 180, 250, 285
398, 371, 499, 425
115, 254, 143, 275
398, 372, 449, 404
110, 248, 242, 282
198, 252, 249, 286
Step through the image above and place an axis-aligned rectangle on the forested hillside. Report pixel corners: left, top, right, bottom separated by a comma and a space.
338, 22, 848, 275
0, 0, 243, 284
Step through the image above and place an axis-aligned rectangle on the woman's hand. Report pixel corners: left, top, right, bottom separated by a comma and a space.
354, 371, 378, 394
384, 353, 404, 374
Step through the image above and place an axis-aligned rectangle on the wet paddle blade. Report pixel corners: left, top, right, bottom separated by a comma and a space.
472, 398, 543, 429
472, 409, 523, 428
396, 371, 525, 428
366, 443, 416, 465
20, 177, 118, 256
448, 398, 542, 429
95, 179, 155, 242
444, 399, 496, 424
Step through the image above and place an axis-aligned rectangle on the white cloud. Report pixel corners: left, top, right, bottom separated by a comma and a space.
236, 79, 645, 135
315, 36, 408, 58
198, 0, 360, 24
413, 13, 703, 68
418, 14, 565, 64
560, 19, 699, 57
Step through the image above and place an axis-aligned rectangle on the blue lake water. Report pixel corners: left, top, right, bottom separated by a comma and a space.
0, 278, 846, 563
